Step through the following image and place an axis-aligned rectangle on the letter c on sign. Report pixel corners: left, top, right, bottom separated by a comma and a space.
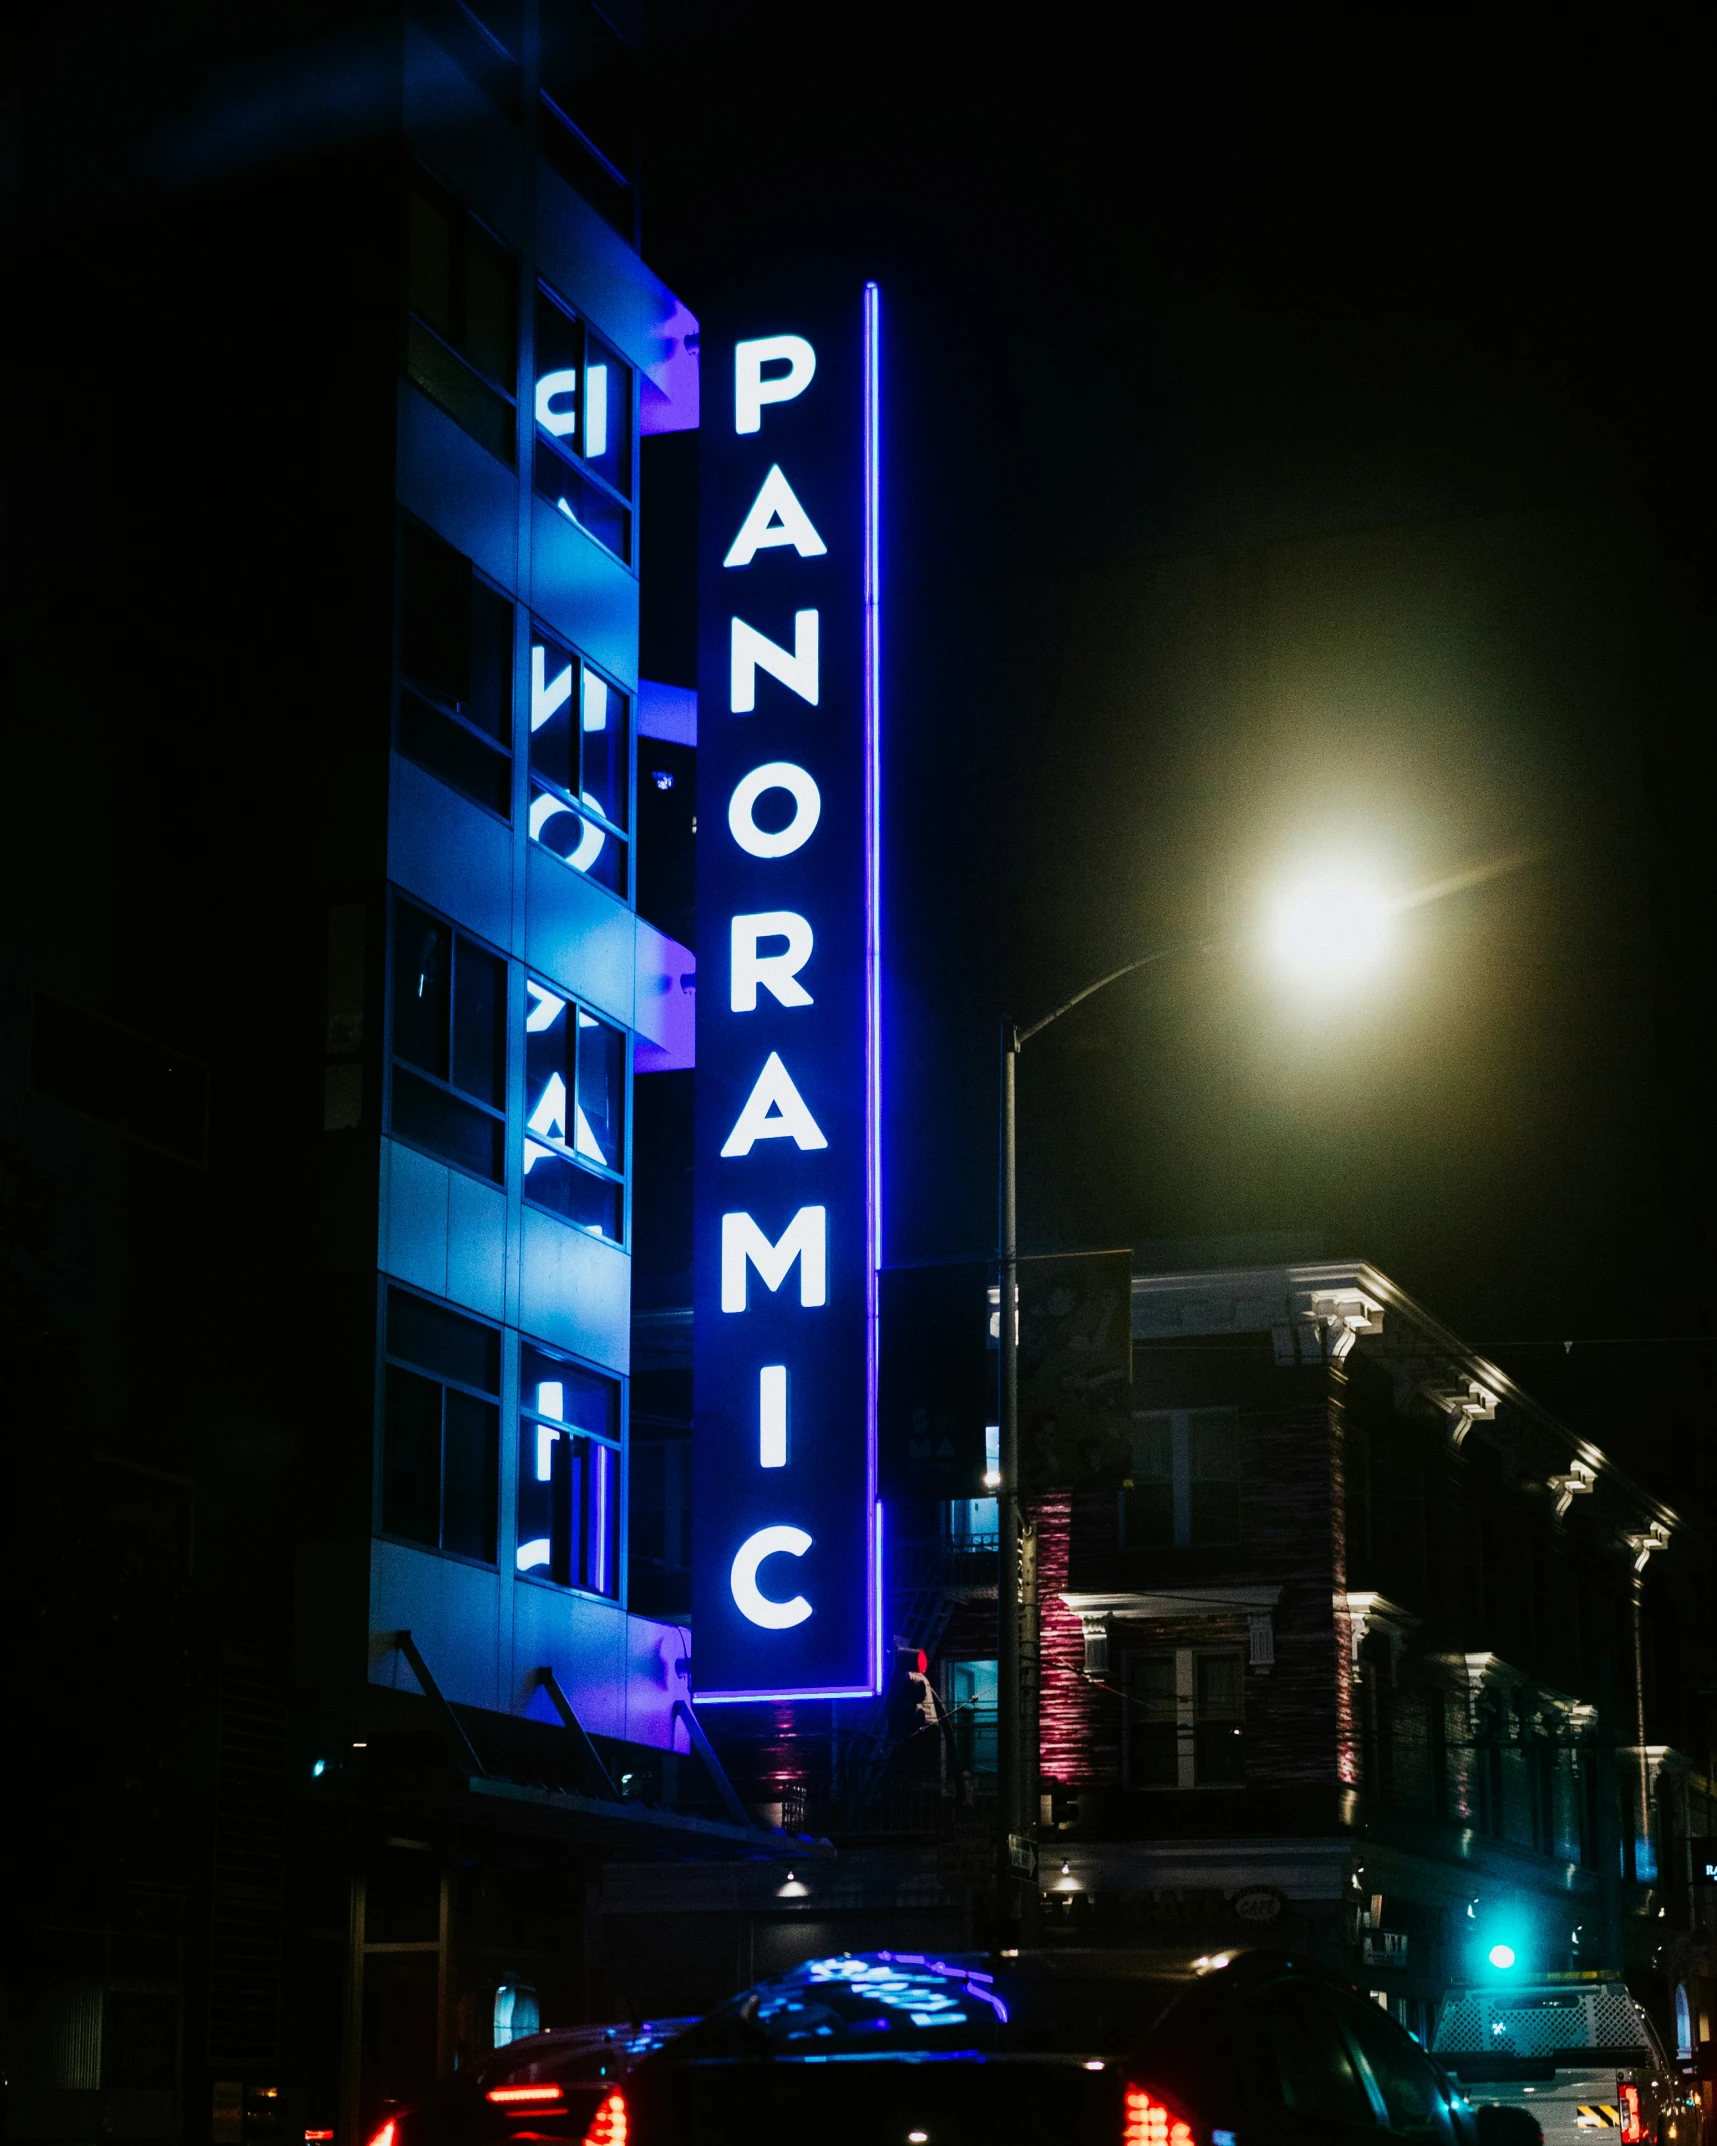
728, 763, 821, 859
730, 1525, 813, 1629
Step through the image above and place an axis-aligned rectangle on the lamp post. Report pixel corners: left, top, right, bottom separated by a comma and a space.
993, 871, 1394, 1939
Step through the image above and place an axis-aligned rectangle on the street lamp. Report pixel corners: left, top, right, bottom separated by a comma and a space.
994, 874, 1390, 1936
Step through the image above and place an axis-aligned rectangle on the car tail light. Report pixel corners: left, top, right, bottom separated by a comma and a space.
581, 2092, 626, 2146
486, 2089, 565, 2107
368, 2123, 395, 2146
1124, 2087, 1195, 2146
1620, 2084, 1643, 2145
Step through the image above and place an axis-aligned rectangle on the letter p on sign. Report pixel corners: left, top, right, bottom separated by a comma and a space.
735, 335, 816, 434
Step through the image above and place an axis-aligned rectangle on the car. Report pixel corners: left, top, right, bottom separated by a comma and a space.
369, 2018, 690, 2146
1430, 1979, 1701, 2146
599, 1945, 1482, 2146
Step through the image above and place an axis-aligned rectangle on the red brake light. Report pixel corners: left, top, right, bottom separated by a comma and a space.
368, 2124, 395, 2146
581, 2092, 626, 2146
1124, 2087, 1195, 2146
1620, 2083, 1643, 2145
486, 2088, 565, 2107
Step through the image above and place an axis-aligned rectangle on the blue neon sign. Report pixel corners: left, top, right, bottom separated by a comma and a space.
692, 287, 883, 1702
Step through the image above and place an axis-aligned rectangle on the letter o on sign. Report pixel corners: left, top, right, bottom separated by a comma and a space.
729, 762, 821, 859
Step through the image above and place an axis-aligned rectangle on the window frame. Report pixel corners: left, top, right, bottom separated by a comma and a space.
404, 164, 521, 465
514, 1335, 625, 1602
395, 514, 518, 823
386, 891, 511, 1188
519, 970, 630, 1246
377, 1282, 503, 1568
525, 615, 633, 899
530, 281, 638, 567
1121, 1406, 1242, 1549
1123, 1642, 1248, 1792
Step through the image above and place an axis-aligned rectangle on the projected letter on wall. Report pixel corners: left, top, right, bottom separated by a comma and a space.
693, 287, 883, 1702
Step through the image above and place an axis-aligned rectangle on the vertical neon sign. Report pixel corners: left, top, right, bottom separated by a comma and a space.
692, 287, 883, 1701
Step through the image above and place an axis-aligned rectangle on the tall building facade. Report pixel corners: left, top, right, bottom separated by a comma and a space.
2, 4, 762, 2142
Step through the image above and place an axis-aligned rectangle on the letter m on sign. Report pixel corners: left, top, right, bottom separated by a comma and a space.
720, 1207, 827, 1310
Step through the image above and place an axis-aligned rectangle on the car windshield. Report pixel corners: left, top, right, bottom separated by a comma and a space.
668, 1954, 1184, 2060
477, 2021, 687, 2090
1432, 1987, 1654, 2063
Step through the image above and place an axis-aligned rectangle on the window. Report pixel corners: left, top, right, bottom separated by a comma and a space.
1123, 1409, 1240, 1547
532, 286, 633, 562
945, 1659, 998, 1776
1126, 1647, 1246, 1789
390, 898, 507, 1182
516, 1343, 620, 1596
538, 2, 638, 243
527, 622, 629, 895
948, 1423, 1001, 1546
522, 980, 625, 1239
382, 1287, 500, 1561
29, 993, 208, 1165
492, 1982, 540, 2049
406, 171, 518, 463
629, 1438, 690, 1593
1329, 1989, 1455, 2142
398, 520, 514, 818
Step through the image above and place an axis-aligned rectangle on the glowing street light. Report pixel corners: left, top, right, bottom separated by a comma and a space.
1264, 867, 1393, 989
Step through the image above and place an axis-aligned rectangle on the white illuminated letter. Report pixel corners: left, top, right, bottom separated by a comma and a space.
730, 611, 819, 711
729, 1524, 812, 1628
531, 644, 574, 732
760, 1365, 788, 1469
728, 764, 820, 859
723, 466, 828, 569
535, 369, 578, 437
730, 912, 814, 1011
585, 362, 608, 458
720, 1207, 827, 1311
720, 1052, 827, 1157
734, 335, 816, 435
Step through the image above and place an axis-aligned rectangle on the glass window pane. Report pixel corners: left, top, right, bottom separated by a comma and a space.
393, 903, 451, 1079
535, 289, 583, 443
408, 187, 454, 334
581, 332, 631, 496
579, 670, 628, 830
946, 1659, 997, 1774
452, 940, 505, 1106
528, 629, 579, 795
516, 1410, 555, 1576
584, 1439, 618, 1596
574, 1008, 624, 1172
398, 692, 511, 818
528, 782, 626, 895
387, 1288, 501, 1394
1330, 1993, 1452, 2142
1189, 1478, 1240, 1544
392, 1069, 504, 1181
522, 1346, 619, 1440
462, 228, 517, 386
1258, 1981, 1376, 2126
465, 580, 513, 743
532, 438, 630, 562
1190, 1412, 1238, 1478
401, 522, 469, 707
523, 987, 623, 1235
405, 319, 517, 466
442, 1389, 498, 1561
1128, 1654, 1179, 1788
383, 1365, 442, 1544
1124, 1481, 1174, 1547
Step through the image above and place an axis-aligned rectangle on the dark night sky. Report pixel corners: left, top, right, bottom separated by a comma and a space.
636, 5, 1717, 1514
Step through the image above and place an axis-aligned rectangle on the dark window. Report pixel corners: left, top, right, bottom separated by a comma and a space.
390, 898, 507, 1183
527, 620, 629, 894
1126, 1648, 1246, 1788
398, 520, 513, 818
1256, 1978, 1377, 2126
532, 286, 634, 562
406, 173, 518, 463
516, 1343, 620, 1596
382, 1287, 500, 1561
29, 994, 209, 1165
408, 0, 522, 116
538, 2, 638, 242
628, 1438, 690, 1595
521, 978, 625, 1240
102, 1992, 180, 2091
1330, 1989, 1455, 2141
1123, 1408, 1240, 1547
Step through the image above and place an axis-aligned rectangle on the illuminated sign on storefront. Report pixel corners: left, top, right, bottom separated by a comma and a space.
693, 287, 883, 1701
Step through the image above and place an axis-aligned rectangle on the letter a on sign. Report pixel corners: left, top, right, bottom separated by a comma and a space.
694, 286, 884, 1704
